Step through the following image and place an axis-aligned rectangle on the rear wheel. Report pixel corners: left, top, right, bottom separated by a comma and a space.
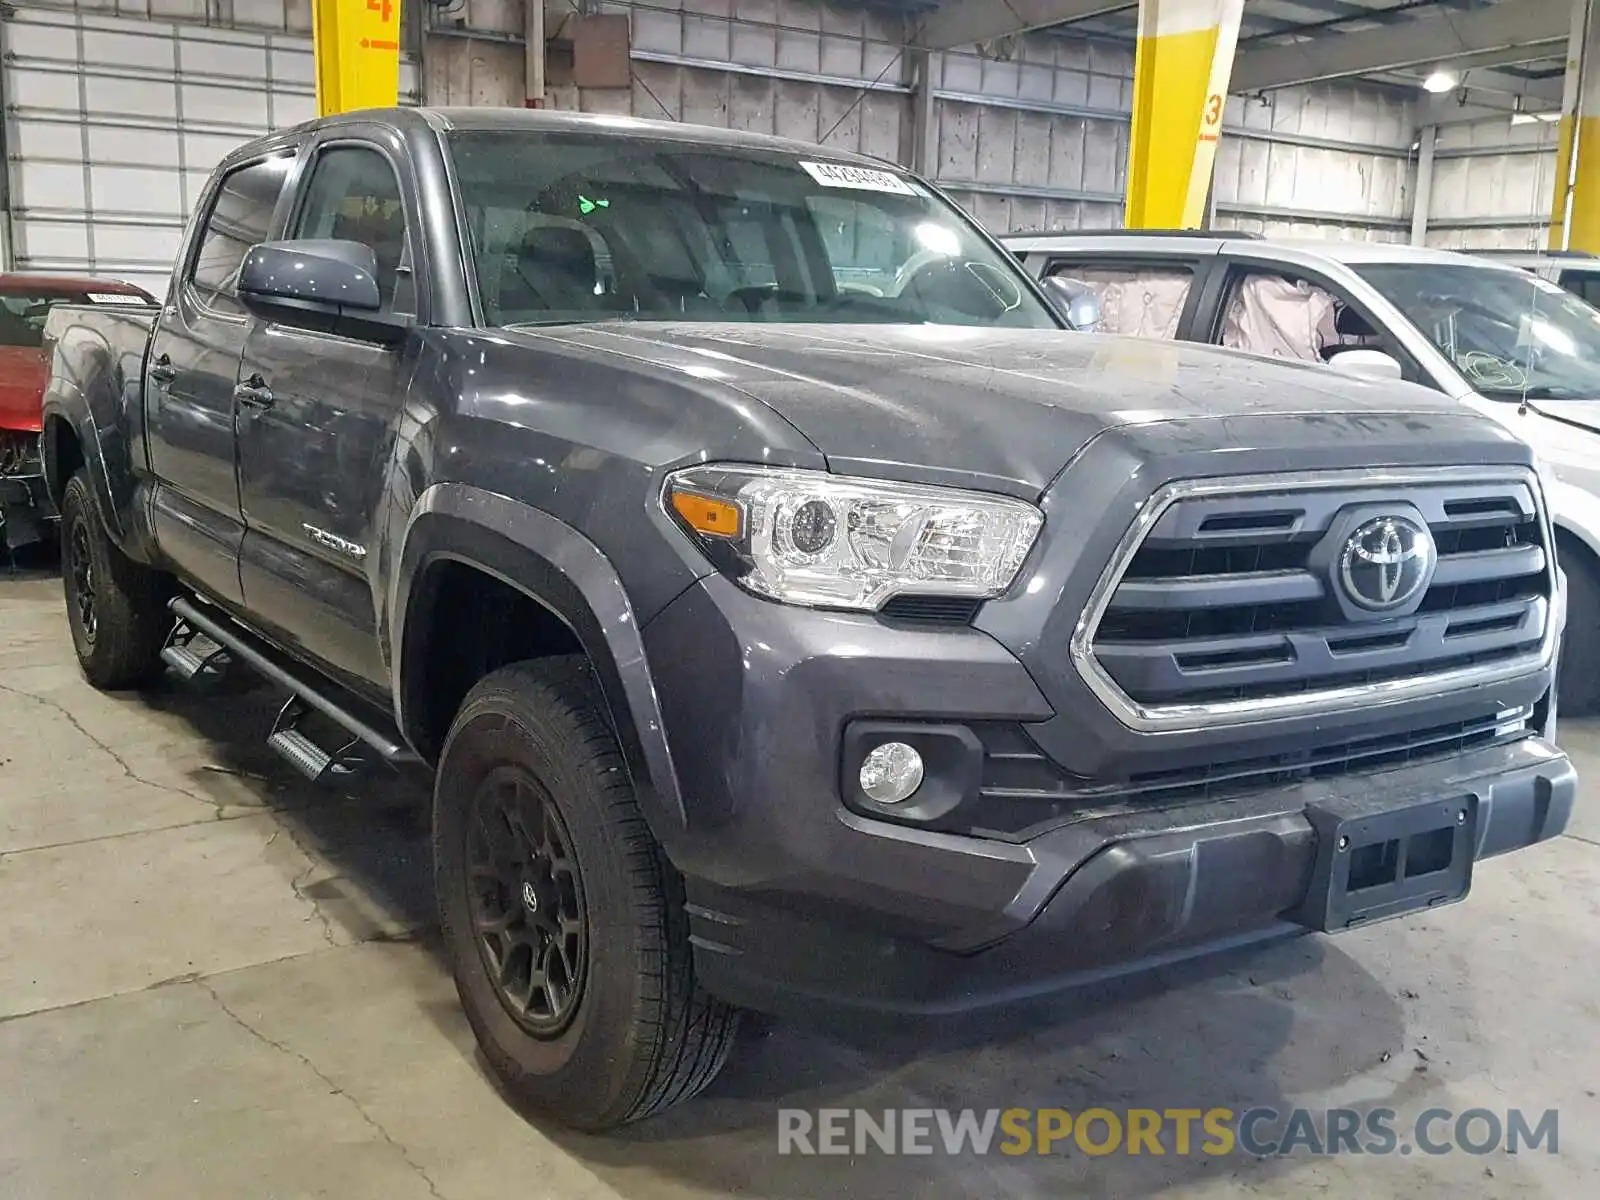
1558, 539, 1600, 716
435, 658, 740, 1131
59, 469, 172, 689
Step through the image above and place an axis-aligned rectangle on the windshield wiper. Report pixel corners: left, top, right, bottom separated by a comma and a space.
1480, 385, 1587, 402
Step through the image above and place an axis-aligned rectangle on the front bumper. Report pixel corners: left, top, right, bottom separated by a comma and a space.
643, 574, 1575, 1017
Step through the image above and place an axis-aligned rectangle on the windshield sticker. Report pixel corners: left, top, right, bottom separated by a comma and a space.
799, 161, 917, 196
87, 293, 152, 305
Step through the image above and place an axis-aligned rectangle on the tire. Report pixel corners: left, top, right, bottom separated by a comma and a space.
59, 469, 172, 689
434, 658, 740, 1131
1558, 539, 1600, 716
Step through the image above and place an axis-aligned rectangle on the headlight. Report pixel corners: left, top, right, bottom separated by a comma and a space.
662, 465, 1043, 610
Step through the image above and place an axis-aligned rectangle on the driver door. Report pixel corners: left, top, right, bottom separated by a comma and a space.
236, 136, 417, 693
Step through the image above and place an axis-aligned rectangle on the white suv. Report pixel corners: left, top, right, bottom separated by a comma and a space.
1476, 249, 1600, 309
1005, 231, 1598, 713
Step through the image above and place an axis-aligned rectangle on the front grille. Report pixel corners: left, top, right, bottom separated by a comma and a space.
967, 704, 1539, 841
1082, 473, 1552, 715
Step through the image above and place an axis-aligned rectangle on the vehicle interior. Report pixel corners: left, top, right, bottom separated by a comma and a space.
447, 132, 1053, 330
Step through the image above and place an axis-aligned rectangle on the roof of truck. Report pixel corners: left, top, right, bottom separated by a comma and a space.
293, 105, 898, 169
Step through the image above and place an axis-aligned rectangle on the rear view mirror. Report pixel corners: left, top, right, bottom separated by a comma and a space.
237, 239, 408, 344
1040, 275, 1103, 332
1328, 348, 1404, 382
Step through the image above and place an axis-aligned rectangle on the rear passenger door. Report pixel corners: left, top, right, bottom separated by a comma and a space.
1032, 252, 1210, 341
146, 149, 297, 605
235, 132, 419, 694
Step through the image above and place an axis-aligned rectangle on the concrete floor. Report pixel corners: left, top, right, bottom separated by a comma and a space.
1, 566, 1597, 1200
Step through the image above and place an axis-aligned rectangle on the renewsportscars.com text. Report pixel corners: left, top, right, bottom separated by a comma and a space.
777, 1106, 1559, 1158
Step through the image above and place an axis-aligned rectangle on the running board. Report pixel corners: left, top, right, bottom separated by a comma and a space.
168, 596, 419, 779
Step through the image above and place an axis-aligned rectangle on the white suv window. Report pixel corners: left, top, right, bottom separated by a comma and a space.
1048, 263, 1192, 340
1220, 272, 1339, 363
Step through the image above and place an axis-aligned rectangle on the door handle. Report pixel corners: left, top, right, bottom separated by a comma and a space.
233, 375, 275, 410
148, 353, 176, 384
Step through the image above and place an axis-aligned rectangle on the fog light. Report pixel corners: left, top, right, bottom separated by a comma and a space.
859, 742, 924, 805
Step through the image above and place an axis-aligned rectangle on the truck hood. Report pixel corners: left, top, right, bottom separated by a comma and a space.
520, 323, 1461, 497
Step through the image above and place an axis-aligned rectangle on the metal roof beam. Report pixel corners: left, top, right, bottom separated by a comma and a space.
918, 0, 1133, 50
1232, 0, 1572, 92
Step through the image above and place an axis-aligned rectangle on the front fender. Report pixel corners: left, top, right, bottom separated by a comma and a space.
1545, 474, 1600, 566
391, 483, 687, 843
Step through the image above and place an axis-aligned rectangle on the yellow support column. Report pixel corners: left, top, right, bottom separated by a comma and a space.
313, 0, 404, 117
1125, 0, 1245, 229
1551, 0, 1600, 251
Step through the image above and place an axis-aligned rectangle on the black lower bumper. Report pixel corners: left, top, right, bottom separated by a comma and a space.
686, 737, 1574, 1016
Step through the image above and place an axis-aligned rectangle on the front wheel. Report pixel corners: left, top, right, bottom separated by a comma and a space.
434, 658, 740, 1131
59, 469, 172, 689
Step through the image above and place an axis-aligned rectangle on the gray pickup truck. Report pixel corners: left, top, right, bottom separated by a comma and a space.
40, 107, 1576, 1131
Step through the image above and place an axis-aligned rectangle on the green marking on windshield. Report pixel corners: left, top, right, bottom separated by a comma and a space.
578, 195, 610, 214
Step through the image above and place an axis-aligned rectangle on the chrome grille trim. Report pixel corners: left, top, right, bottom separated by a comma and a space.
1070, 466, 1558, 733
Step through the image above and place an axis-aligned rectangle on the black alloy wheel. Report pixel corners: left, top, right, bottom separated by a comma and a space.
467, 765, 588, 1036
67, 514, 98, 646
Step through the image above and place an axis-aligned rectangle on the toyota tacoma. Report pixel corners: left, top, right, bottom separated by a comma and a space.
39, 108, 1576, 1131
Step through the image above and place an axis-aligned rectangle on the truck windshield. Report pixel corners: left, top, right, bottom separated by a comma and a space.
447, 129, 1056, 330
1355, 262, 1600, 401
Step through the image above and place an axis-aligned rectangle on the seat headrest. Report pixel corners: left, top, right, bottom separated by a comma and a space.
1336, 303, 1377, 337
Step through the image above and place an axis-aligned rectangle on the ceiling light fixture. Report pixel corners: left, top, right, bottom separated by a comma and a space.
1423, 69, 1459, 93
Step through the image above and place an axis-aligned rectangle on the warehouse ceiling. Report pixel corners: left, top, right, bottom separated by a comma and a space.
917, 0, 1570, 112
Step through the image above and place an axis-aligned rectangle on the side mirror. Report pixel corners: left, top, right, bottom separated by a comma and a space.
237, 239, 408, 345
1040, 274, 1103, 332
1328, 347, 1404, 382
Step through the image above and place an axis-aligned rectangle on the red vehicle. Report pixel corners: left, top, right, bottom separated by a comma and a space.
1, 274, 157, 551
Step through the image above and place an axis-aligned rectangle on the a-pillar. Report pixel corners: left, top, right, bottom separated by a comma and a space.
1124, 0, 1245, 229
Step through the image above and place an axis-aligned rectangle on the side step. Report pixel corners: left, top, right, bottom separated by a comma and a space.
161, 623, 232, 681
168, 596, 420, 782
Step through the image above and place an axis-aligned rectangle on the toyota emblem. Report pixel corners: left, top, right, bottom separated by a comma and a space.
1339, 516, 1436, 611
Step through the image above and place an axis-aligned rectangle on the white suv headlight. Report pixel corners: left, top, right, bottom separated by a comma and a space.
663, 465, 1043, 611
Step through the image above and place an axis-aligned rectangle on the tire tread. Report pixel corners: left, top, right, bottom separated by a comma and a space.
437, 657, 739, 1129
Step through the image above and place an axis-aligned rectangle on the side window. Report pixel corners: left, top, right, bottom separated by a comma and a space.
189, 154, 295, 315
1048, 260, 1193, 340
1559, 269, 1600, 308
1218, 269, 1340, 363
292, 145, 410, 314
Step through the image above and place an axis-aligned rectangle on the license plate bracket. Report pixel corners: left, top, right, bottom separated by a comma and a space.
1295, 793, 1478, 933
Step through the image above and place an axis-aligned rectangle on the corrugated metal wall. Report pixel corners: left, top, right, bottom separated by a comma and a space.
0, 0, 1440, 262
425, 0, 1420, 238
924, 36, 1131, 233
0, 0, 420, 285
1424, 117, 1561, 250
1212, 84, 1416, 242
